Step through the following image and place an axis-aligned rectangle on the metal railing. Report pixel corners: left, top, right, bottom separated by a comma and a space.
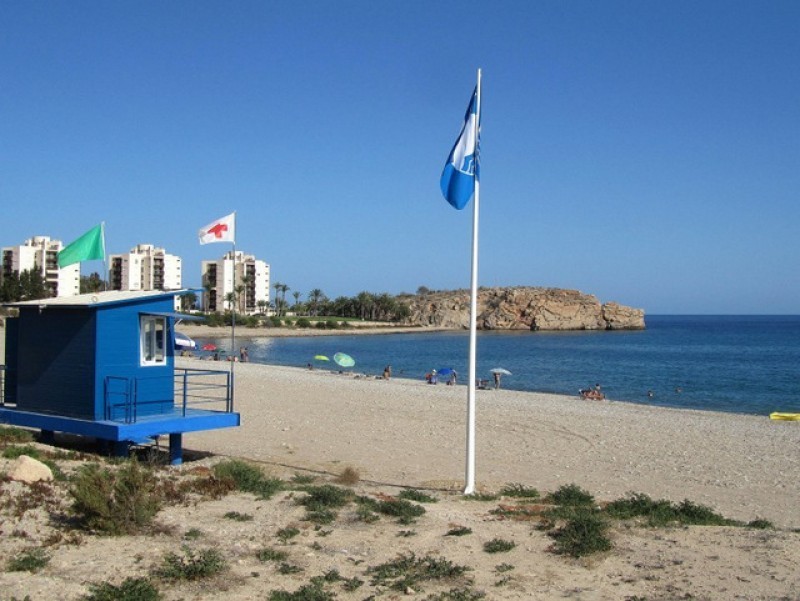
103, 368, 232, 424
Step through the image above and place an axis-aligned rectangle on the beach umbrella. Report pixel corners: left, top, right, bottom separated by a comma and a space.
175, 331, 196, 349
202, 343, 217, 351
314, 355, 330, 361
333, 352, 355, 368
437, 368, 455, 376
490, 367, 512, 376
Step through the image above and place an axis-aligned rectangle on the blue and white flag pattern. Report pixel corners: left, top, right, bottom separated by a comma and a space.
440, 86, 480, 210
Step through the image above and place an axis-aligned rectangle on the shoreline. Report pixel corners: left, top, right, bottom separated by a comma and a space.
178, 358, 800, 528
176, 323, 454, 338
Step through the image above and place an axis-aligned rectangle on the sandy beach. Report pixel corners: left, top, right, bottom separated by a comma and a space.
1, 329, 799, 599
180, 358, 800, 529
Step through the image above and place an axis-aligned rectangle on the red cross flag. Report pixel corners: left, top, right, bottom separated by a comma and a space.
198, 212, 236, 244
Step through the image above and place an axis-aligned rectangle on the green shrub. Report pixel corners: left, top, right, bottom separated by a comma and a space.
80, 577, 161, 601
446, 526, 472, 536
499, 483, 539, 499
2, 445, 41, 459
370, 497, 426, 523
7, 548, 50, 572
0, 426, 35, 445
276, 526, 300, 542
548, 483, 594, 507
325, 320, 339, 329
604, 493, 738, 527
269, 316, 282, 327
549, 512, 612, 557
747, 518, 774, 530
299, 485, 352, 511
212, 460, 283, 499
483, 538, 515, 553
256, 547, 289, 562
367, 553, 471, 591
268, 582, 334, 601
154, 546, 227, 581
223, 511, 253, 521
398, 489, 438, 503
296, 317, 311, 328
462, 492, 498, 502
315, 320, 327, 329
70, 460, 161, 535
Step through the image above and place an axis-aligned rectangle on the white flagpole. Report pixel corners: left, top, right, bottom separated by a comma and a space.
230, 213, 237, 409
464, 68, 482, 494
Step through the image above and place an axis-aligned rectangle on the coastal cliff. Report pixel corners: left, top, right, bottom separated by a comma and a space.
401, 287, 645, 331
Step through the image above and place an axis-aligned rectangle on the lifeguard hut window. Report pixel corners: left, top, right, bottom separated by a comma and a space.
140, 315, 167, 366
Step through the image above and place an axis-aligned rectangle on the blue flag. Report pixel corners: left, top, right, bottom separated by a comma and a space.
440, 86, 480, 210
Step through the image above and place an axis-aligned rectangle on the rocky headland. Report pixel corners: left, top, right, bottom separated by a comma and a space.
401, 286, 645, 331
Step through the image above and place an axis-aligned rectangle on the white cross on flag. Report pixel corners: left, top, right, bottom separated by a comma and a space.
198, 212, 236, 244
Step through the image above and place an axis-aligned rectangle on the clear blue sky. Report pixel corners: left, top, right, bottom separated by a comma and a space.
2, 1, 799, 314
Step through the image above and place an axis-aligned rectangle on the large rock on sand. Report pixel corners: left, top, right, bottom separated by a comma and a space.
9, 455, 53, 483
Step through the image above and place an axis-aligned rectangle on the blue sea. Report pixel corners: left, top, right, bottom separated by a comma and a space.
193, 315, 800, 416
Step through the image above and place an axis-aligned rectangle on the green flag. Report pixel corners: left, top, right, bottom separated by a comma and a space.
57, 223, 105, 268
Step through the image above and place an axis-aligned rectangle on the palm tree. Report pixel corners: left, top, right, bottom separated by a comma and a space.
307, 288, 325, 317
292, 291, 301, 312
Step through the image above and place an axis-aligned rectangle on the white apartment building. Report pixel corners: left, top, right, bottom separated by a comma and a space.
109, 244, 182, 293
1, 236, 80, 298
201, 251, 270, 314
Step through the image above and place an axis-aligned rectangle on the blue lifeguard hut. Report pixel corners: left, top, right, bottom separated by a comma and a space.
0, 290, 239, 464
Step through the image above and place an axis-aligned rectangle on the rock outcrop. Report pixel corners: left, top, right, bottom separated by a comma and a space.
402, 287, 645, 331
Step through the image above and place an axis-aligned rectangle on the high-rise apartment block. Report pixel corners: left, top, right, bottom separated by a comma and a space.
201, 251, 270, 314
109, 244, 182, 293
1, 236, 80, 297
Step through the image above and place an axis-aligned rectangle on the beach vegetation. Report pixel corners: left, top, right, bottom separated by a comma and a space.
366, 552, 472, 592
547, 483, 595, 507
298, 484, 353, 510
291, 473, 316, 485
483, 538, 516, 553
296, 317, 312, 328
212, 459, 283, 499
223, 511, 253, 521
256, 547, 289, 562
398, 488, 438, 503
268, 315, 283, 327
7, 547, 50, 572
2, 444, 41, 459
183, 528, 204, 540
398, 529, 417, 537
276, 526, 301, 542
426, 588, 487, 600
278, 562, 303, 574
268, 581, 334, 601
0, 426, 35, 445
499, 483, 539, 499
333, 466, 360, 485
549, 512, 612, 557
603, 492, 738, 527
747, 518, 774, 529
154, 546, 227, 581
79, 577, 161, 601
70, 459, 161, 535
446, 526, 473, 536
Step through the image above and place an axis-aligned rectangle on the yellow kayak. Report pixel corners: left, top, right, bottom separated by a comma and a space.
770, 412, 800, 421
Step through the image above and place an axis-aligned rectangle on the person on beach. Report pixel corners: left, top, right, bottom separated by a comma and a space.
426, 369, 438, 384
493, 371, 501, 390
449, 370, 457, 385
383, 365, 392, 380
240, 347, 249, 362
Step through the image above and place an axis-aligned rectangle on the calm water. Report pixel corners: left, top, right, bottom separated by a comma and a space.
194, 315, 800, 416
